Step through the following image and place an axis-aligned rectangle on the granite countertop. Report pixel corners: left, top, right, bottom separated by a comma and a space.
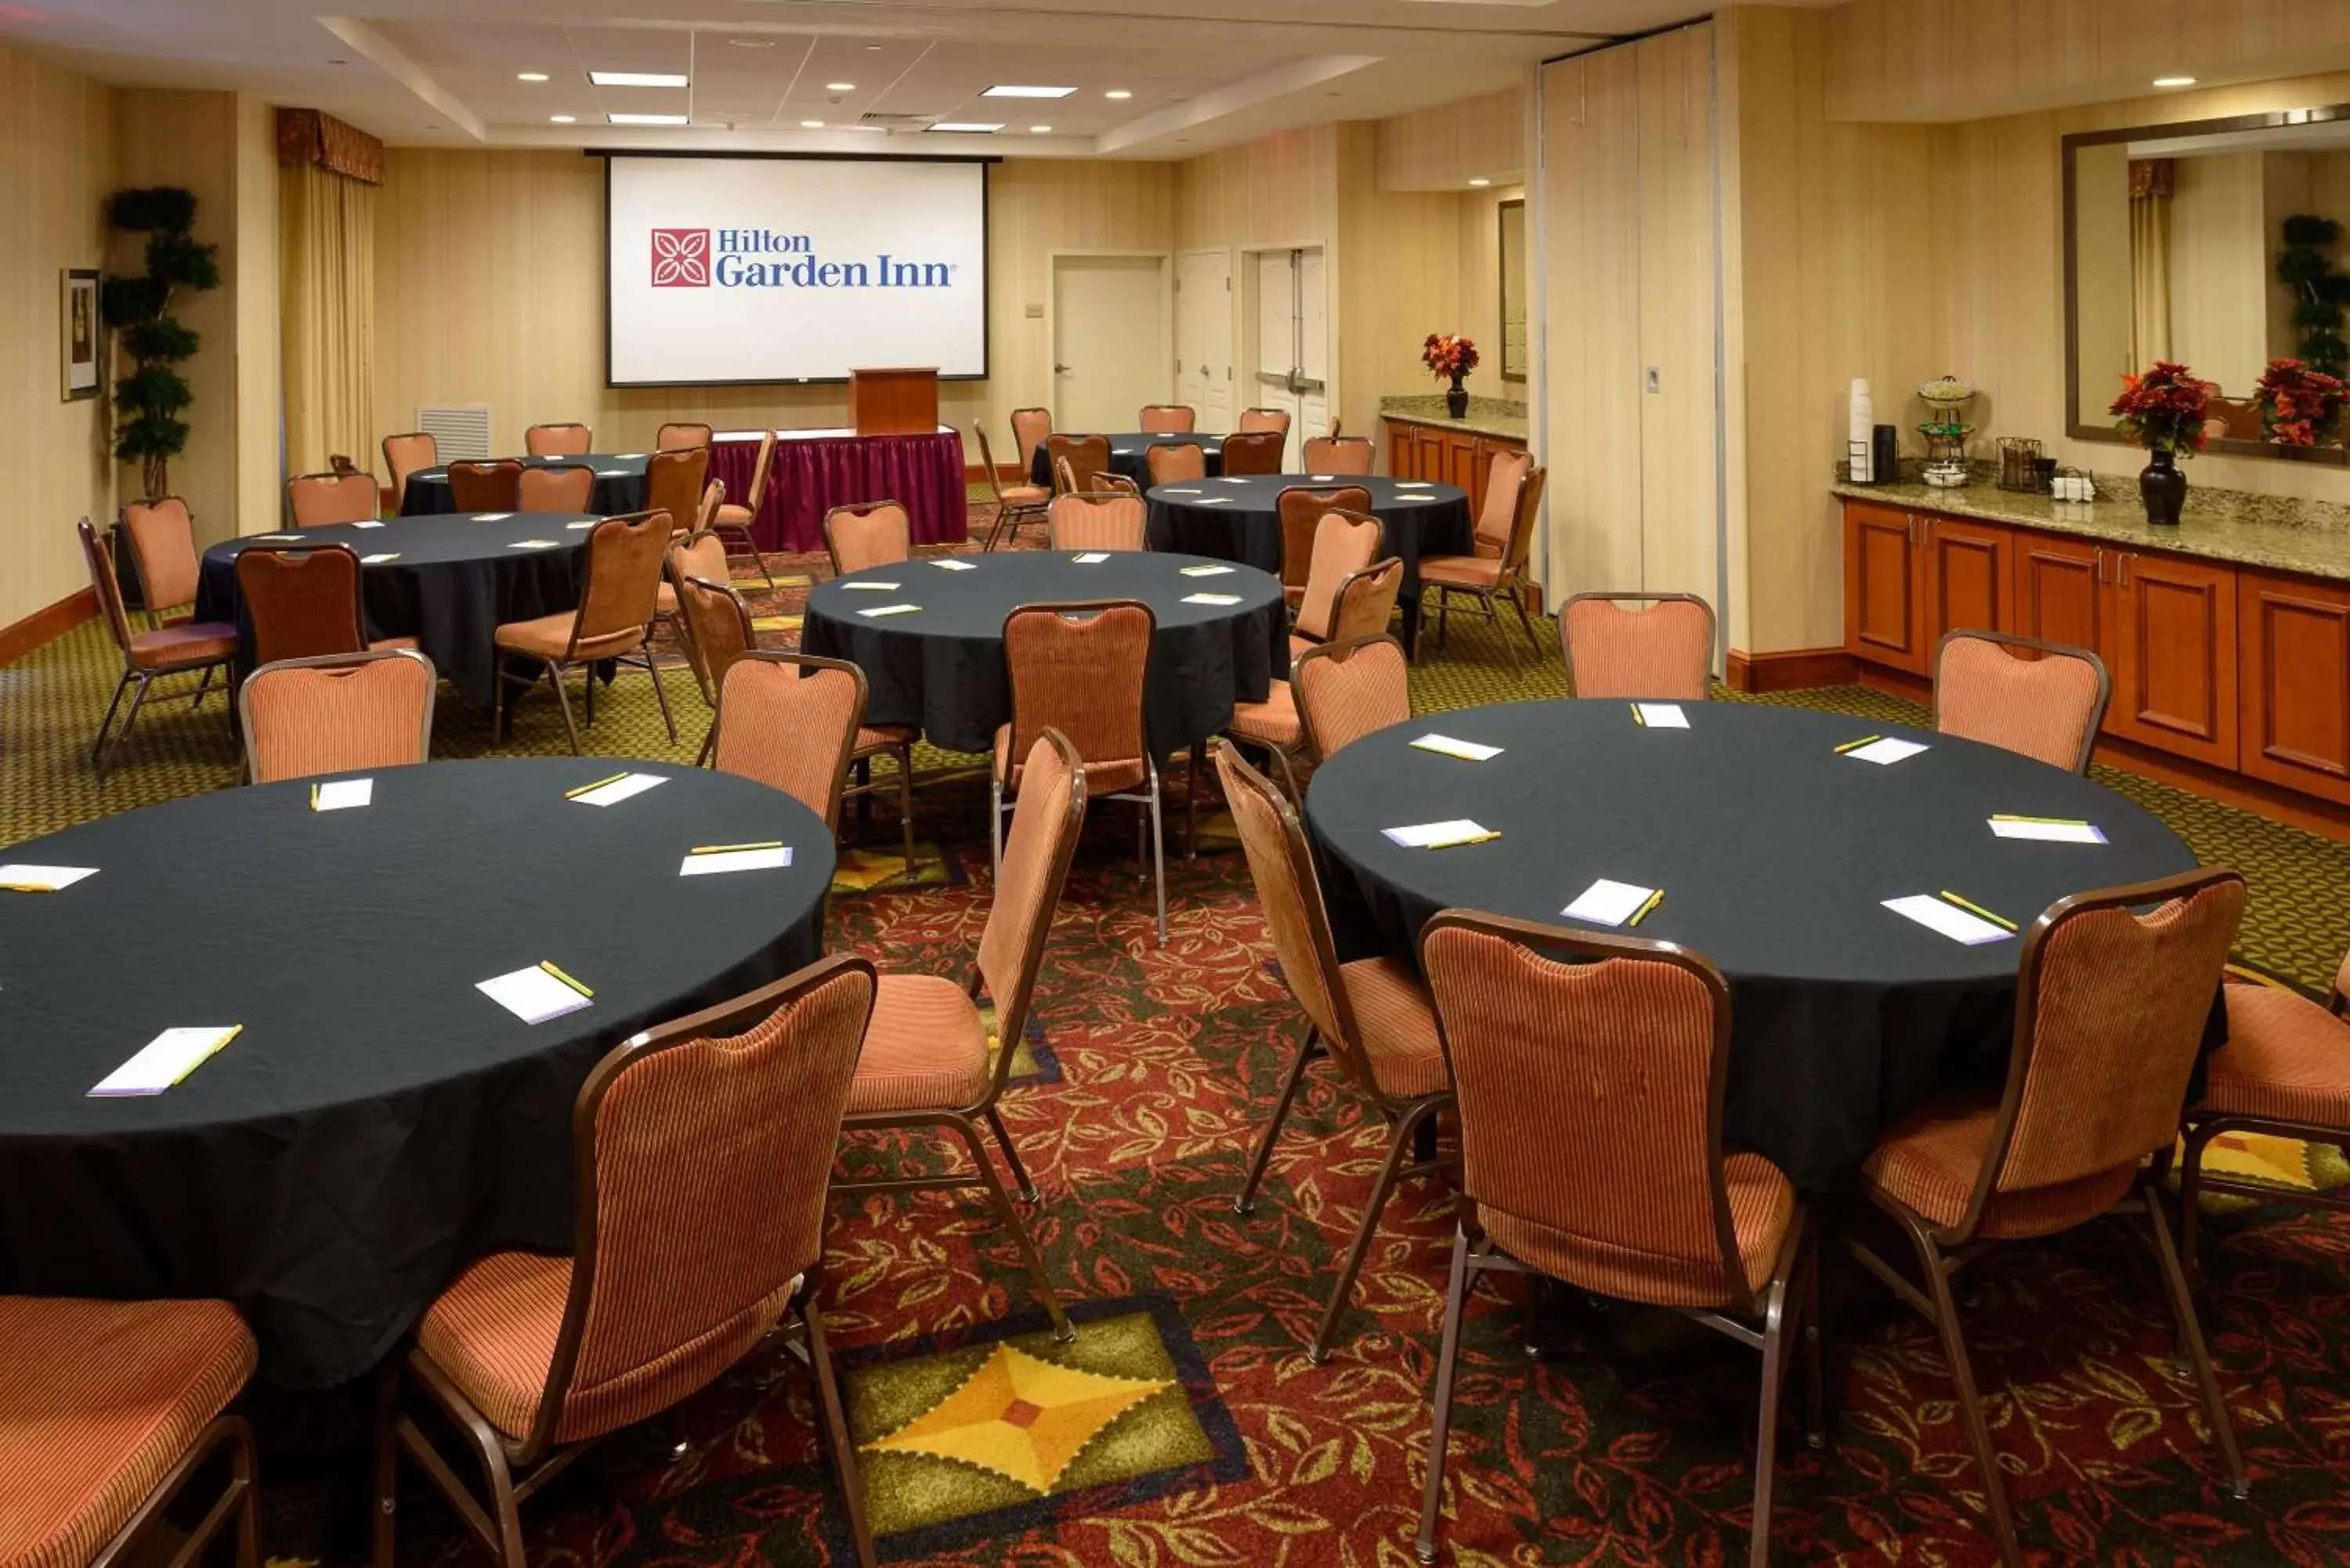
1379, 394, 1529, 443
1831, 475, 2350, 583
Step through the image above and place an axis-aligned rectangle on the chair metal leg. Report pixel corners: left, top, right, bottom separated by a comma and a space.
1749, 1274, 1791, 1568
1147, 763, 1167, 948
2142, 1186, 2251, 1499
583, 656, 596, 724
372, 1362, 401, 1568
1311, 1099, 1438, 1364
91, 670, 133, 768
2178, 1121, 2220, 1283
102, 672, 157, 783
1904, 1221, 2021, 1563
190, 661, 215, 710
1185, 745, 1201, 861
895, 746, 918, 883
986, 1105, 1039, 1203
1415, 1225, 1473, 1564
950, 1113, 1073, 1341
801, 1292, 879, 1568
1437, 587, 1450, 649
696, 721, 717, 768
1235, 1029, 1320, 1216
1510, 591, 1542, 656
1488, 591, 1521, 670
644, 648, 678, 744
990, 773, 1006, 885
1802, 1237, 1828, 1451
548, 660, 584, 755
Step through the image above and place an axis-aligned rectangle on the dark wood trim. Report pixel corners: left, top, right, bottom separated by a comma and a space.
0, 587, 97, 667
1725, 646, 1858, 694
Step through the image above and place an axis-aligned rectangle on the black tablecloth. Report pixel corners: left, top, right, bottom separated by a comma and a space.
801, 552, 1285, 757
0, 759, 832, 1387
194, 513, 597, 707
1303, 700, 2217, 1193
403, 453, 649, 518
1029, 434, 1225, 488
1144, 475, 1471, 603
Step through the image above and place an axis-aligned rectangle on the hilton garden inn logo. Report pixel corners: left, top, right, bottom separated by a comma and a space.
649, 228, 955, 289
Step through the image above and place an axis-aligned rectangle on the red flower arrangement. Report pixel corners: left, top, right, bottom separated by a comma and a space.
2110, 361, 2213, 456
2254, 357, 2348, 447
1422, 334, 1479, 381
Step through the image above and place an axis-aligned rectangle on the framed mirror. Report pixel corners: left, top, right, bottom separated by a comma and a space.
1499, 198, 1528, 382
2065, 102, 2350, 464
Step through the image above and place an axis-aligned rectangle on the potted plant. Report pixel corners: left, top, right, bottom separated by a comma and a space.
100, 186, 219, 501
2110, 361, 2211, 526
2252, 356, 2348, 450
1423, 334, 1479, 418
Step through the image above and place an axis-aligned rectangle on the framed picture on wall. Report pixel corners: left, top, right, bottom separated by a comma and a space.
62, 269, 100, 401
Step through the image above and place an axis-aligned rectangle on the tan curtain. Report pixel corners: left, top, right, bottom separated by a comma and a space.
280, 161, 377, 478
2129, 158, 2174, 370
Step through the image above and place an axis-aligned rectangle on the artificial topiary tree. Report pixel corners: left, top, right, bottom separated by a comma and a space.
99, 186, 219, 500
2276, 214, 2350, 378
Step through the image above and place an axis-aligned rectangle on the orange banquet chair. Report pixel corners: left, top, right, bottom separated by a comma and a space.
524, 421, 592, 457
1560, 591, 1716, 702
976, 425, 1050, 551
1285, 501, 1379, 641
235, 544, 417, 668
1047, 492, 1145, 552
824, 500, 912, 576
1091, 473, 1142, 498
1218, 594, 1395, 812
656, 421, 714, 451
1216, 740, 1454, 1360
1010, 406, 1054, 481
1276, 486, 1371, 608
1415, 910, 1820, 1568
996, 601, 1166, 946
1294, 633, 1410, 763
516, 464, 594, 515
1932, 628, 2110, 775
656, 526, 729, 653
710, 428, 778, 591
375, 956, 882, 1568
1419, 448, 1546, 667
1301, 434, 1375, 476
491, 511, 676, 752
1046, 434, 1111, 499
836, 729, 1089, 1342
0, 1295, 260, 1568
1848, 868, 2250, 1563
642, 447, 710, 541
78, 518, 236, 782
669, 551, 755, 762
1138, 403, 1196, 434
240, 649, 437, 785
382, 432, 438, 515
1239, 406, 1292, 438
445, 460, 524, 513
2179, 944, 2350, 1278
1144, 441, 1207, 488
715, 651, 920, 880
287, 470, 381, 528
120, 495, 205, 627
1216, 430, 1286, 477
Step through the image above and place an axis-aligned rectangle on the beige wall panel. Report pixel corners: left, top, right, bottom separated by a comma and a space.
1376, 89, 1526, 191
1635, 23, 1719, 616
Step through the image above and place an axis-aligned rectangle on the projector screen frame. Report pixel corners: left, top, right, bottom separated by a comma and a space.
595, 148, 1000, 391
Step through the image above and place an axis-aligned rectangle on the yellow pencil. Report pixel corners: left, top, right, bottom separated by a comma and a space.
1938, 890, 2017, 931
309, 783, 320, 811
565, 771, 630, 800
0, 883, 54, 894
539, 959, 595, 998
1990, 814, 2089, 826
1627, 889, 1665, 927
1631, 704, 1647, 727
1434, 831, 1502, 849
691, 840, 785, 855
1833, 735, 1883, 754
170, 1025, 243, 1085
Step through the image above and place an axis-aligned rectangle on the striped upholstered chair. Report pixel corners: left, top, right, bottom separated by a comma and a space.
0, 1295, 259, 1568
824, 500, 912, 576
234, 544, 417, 667
491, 511, 676, 751
78, 518, 237, 782
1415, 911, 1817, 1568
1144, 441, 1207, 487
655, 421, 713, 451
671, 560, 755, 766
515, 464, 593, 514
1046, 434, 1111, 498
654, 527, 728, 644
642, 447, 710, 542
1300, 434, 1376, 475
713, 651, 868, 830
1277, 487, 1372, 609
1238, 406, 1292, 438
1560, 591, 1716, 701
1286, 504, 1379, 649
1932, 628, 2110, 774
837, 730, 1088, 1342
523, 421, 592, 457
1294, 633, 1409, 762
707, 428, 776, 589
1849, 869, 2249, 1563
286, 469, 381, 527
446, 460, 524, 513
1047, 493, 1145, 552
1216, 430, 1286, 477
1138, 403, 1195, 433
240, 649, 436, 785
977, 425, 1050, 551
377, 956, 880, 1568
120, 496, 205, 627
1011, 406, 1054, 482
1217, 740, 1451, 1361
1420, 450, 1548, 666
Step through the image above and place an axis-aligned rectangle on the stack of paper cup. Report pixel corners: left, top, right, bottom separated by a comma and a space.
1849, 378, 1875, 482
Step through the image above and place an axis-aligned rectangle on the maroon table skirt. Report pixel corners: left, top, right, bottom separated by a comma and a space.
712, 428, 968, 554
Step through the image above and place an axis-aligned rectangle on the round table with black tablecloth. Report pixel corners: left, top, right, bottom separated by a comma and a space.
1303, 700, 2219, 1193
1029, 433, 1225, 489
0, 758, 832, 1388
1145, 474, 1471, 656
193, 512, 598, 708
401, 453, 649, 518
800, 552, 1286, 758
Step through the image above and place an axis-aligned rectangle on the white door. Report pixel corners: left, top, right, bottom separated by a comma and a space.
1175, 249, 1234, 431
1249, 246, 1329, 461
1051, 254, 1172, 433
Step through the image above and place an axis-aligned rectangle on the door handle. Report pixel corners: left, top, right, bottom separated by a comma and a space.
2120, 551, 2131, 588
1053, 362, 1071, 374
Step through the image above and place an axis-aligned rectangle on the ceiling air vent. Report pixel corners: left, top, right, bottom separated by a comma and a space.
859, 112, 938, 132
415, 404, 492, 462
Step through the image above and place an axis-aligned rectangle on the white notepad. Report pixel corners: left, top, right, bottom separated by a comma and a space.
1309, 475, 1336, 482
352, 519, 385, 529
597, 469, 629, 477
1563, 878, 1658, 927
1634, 703, 1690, 728
1884, 894, 2012, 945
1410, 734, 1503, 762
858, 603, 923, 618
931, 558, 978, 572
1072, 551, 1111, 565
1218, 477, 1249, 485
1989, 816, 2108, 844
1844, 737, 1929, 766
478, 964, 594, 1024
839, 580, 900, 591
1395, 481, 1434, 490
310, 778, 372, 812
361, 552, 401, 565
88, 1026, 242, 1097
0, 865, 98, 893
569, 772, 668, 807
472, 512, 513, 522
508, 539, 559, 549
1383, 819, 1497, 849
1389, 497, 1432, 505
1159, 488, 1202, 497
565, 519, 597, 529
1180, 564, 1235, 577
1194, 497, 1237, 506
679, 845, 794, 876
1183, 592, 1244, 605
250, 533, 305, 542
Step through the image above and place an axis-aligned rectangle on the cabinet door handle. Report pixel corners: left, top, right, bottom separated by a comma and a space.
2094, 547, 2104, 583
2120, 551, 2131, 588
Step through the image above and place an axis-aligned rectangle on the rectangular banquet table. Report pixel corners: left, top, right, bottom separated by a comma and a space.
712, 425, 968, 555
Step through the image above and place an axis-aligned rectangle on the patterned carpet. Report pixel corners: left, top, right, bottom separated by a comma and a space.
9, 507, 2350, 1566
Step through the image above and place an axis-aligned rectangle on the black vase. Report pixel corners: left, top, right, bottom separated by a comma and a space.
2139, 450, 2187, 526
1446, 377, 1469, 418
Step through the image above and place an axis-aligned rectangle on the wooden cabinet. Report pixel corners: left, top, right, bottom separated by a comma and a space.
1383, 417, 1526, 504
2106, 549, 2237, 768
1842, 501, 1929, 674
2238, 569, 2350, 804
1922, 516, 2012, 652
2012, 529, 2109, 656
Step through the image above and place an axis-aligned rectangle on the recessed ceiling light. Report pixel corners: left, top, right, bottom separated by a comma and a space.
1030, 125, 1053, 134
927, 121, 1003, 134
727, 38, 776, 49
1469, 178, 1490, 187
608, 112, 689, 126
826, 81, 857, 92
983, 85, 1078, 99
801, 120, 825, 128
1104, 89, 1133, 100
517, 71, 549, 82
327, 57, 348, 66
589, 71, 689, 88
550, 114, 577, 124
2153, 74, 2196, 88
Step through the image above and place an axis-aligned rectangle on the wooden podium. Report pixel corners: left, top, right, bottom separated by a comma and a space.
848, 367, 940, 436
